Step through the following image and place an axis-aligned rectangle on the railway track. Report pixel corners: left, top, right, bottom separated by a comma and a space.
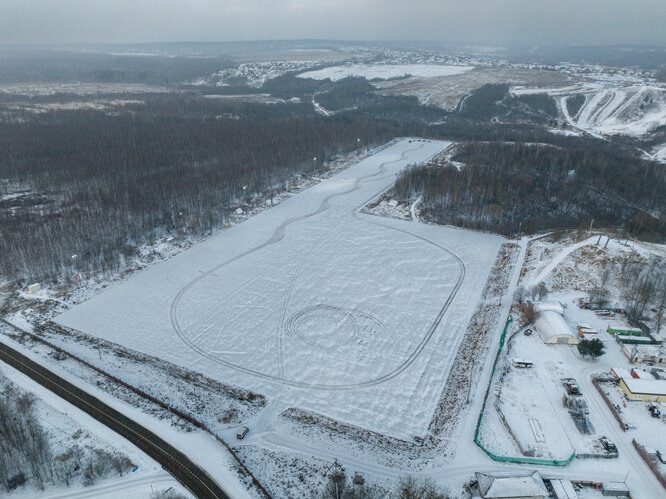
0, 340, 229, 499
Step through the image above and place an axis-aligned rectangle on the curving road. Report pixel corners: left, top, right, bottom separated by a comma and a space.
0, 340, 229, 499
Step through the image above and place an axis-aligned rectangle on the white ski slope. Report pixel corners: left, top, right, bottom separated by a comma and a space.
561, 85, 666, 137
56, 139, 503, 439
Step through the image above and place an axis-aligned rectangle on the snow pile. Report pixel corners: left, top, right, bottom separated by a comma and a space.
297, 64, 473, 82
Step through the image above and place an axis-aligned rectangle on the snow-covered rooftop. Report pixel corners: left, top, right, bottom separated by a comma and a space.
534, 309, 576, 343
476, 470, 548, 498
633, 344, 666, 356
550, 479, 578, 499
532, 301, 564, 315
622, 377, 666, 396
607, 321, 642, 333
611, 367, 632, 379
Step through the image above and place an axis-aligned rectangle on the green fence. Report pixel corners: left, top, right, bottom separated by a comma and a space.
473, 314, 576, 466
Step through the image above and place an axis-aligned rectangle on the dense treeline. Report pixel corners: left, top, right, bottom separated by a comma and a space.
393, 141, 665, 240
0, 109, 395, 282
456, 84, 558, 124
0, 50, 233, 85
566, 94, 586, 118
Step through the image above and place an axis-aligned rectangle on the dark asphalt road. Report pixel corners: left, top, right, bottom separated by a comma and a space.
0, 340, 230, 499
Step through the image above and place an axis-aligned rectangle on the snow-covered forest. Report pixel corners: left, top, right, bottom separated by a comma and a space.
0, 104, 395, 282
393, 140, 665, 240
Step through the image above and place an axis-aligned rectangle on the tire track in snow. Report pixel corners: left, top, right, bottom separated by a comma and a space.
170, 141, 466, 391
275, 226, 331, 379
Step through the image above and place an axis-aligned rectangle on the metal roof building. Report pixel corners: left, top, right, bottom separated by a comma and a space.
475, 470, 549, 499
619, 377, 666, 402
534, 309, 579, 345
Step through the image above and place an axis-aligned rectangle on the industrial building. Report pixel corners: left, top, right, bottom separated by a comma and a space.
475, 470, 548, 499
619, 377, 666, 402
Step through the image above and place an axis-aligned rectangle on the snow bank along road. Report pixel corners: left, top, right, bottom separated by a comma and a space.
0, 340, 229, 499
56, 139, 503, 439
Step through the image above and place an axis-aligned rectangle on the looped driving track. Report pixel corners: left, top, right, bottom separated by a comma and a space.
169, 143, 465, 390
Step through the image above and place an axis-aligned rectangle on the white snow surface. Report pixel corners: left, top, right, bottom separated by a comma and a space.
55, 139, 503, 439
297, 64, 473, 82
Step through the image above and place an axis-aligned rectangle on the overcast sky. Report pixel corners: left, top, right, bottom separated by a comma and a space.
1, 0, 664, 46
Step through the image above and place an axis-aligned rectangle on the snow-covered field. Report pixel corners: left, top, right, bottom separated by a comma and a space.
297, 64, 473, 81
55, 139, 502, 439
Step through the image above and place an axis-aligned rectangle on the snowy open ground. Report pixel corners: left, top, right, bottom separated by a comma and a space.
56, 139, 503, 439
297, 64, 473, 81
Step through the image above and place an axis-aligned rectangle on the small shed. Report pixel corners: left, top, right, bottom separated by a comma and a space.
610, 367, 631, 380
616, 335, 653, 345
27, 283, 41, 294
550, 479, 578, 499
577, 324, 597, 338
607, 323, 643, 337
475, 470, 548, 499
600, 482, 630, 497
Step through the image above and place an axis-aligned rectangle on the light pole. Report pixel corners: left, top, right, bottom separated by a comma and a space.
313, 156, 317, 174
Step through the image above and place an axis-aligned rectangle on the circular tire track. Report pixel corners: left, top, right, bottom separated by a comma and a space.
284, 304, 360, 348
170, 142, 465, 390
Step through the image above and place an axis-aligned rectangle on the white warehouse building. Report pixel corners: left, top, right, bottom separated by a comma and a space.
532, 302, 579, 345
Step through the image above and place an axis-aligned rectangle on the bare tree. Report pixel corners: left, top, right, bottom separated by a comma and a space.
395, 476, 449, 499
513, 286, 527, 305
535, 282, 548, 301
